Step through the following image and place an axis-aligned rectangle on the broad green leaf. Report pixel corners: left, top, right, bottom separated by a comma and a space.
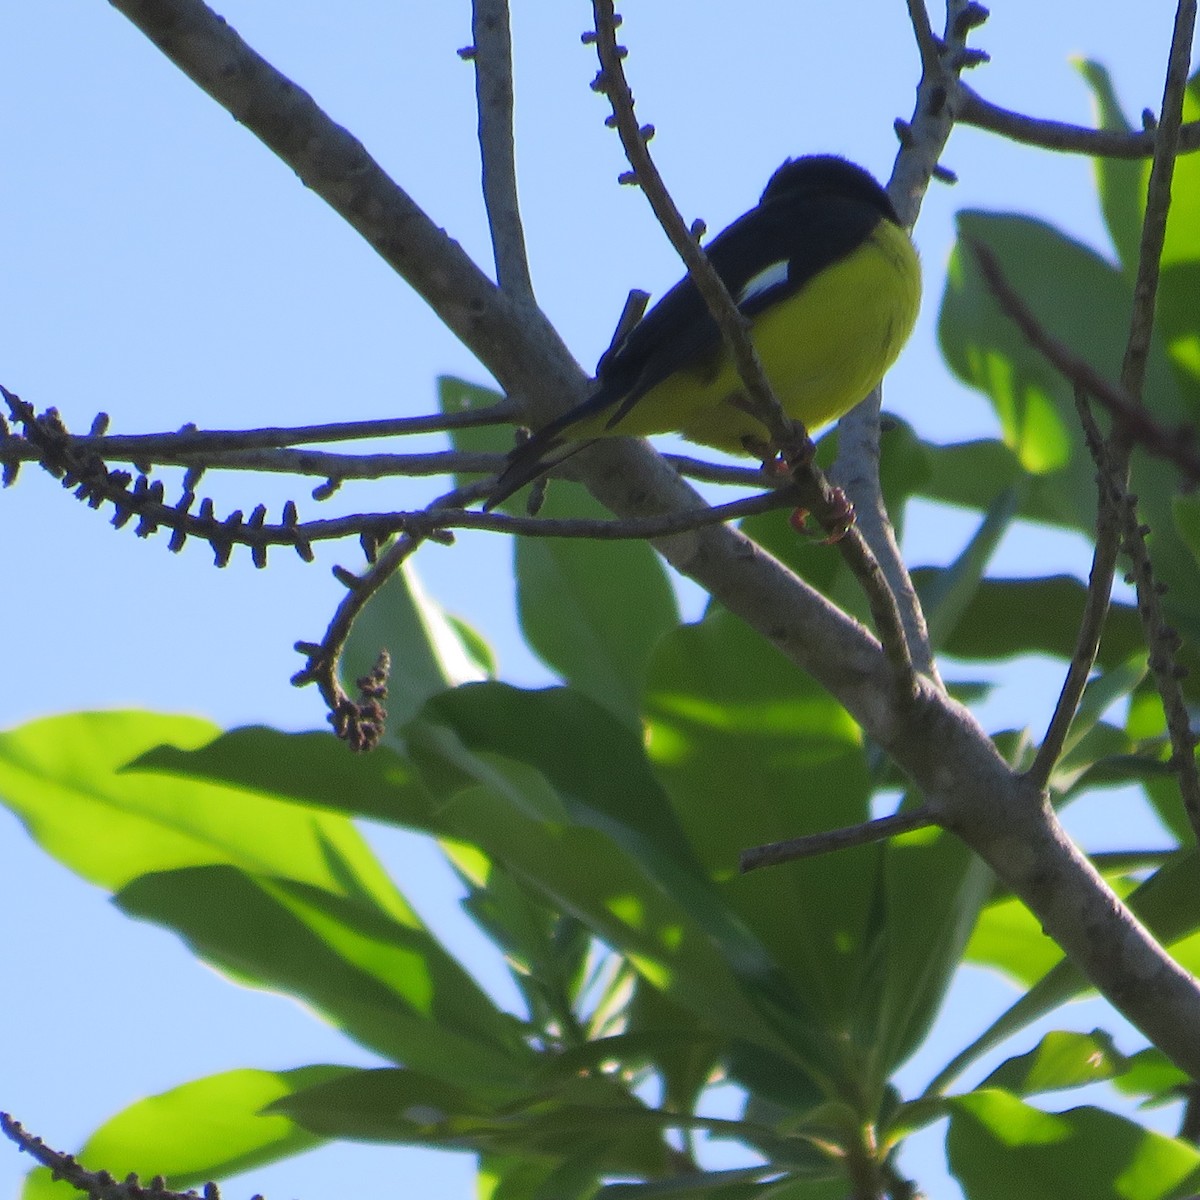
479, 1151, 605, 1200
115, 865, 531, 1084
1173, 492, 1200, 567
964, 890, 1067, 988
946, 1090, 1200, 1200
453, 843, 593, 1036
645, 611, 877, 1035
515, 485, 679, 728
941, 211, 1200, 654
274, 1067, 686, 1176
1111, 1048, 1190, 1102
21, 1067, 346, 1200
138, 725, 432, 827
439, 375, 513, 469
341, 559, 488, 738
919, 486, 1024, 653
941, 211, 1183, 505
908, 571, 1144, 667
872, 820, 994, 1078
1077, 59, 1145, 274
980, 1029, 1127, 1096
405, 717, 799, 1060
0, 712, 407, 920
419, 684, 806, 1026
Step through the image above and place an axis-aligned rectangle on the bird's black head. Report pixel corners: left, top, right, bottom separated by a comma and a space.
760, 155, 900, 223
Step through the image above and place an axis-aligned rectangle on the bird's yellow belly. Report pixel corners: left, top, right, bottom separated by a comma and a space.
600, 219, 920, 455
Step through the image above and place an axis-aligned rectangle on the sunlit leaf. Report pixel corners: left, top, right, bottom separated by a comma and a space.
946, 1090, 1200, 1200
21, 1067, 347, 1200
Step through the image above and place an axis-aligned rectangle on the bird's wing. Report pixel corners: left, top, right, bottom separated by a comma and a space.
601, 194, 883, 426
484, 192, 884, 508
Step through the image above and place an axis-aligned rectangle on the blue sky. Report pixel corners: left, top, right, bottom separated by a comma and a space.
0, 4, 1192, 1198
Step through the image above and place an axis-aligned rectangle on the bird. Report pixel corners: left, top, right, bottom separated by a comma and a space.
484, 154, 920, 510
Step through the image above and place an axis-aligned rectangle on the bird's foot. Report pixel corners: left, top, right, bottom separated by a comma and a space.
789, 486, 856, 543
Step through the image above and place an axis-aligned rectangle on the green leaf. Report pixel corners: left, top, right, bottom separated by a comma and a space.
1111, 1048, 1191, 1103
980, 1030, 1127, 1096
419, 683, 805, 1018
1173, 492, 1200, 567
515, 485, 678, 728
115, 865, 532, 1084
478, 1152, 605, 1200
0, 712, 406, 918
872, 820, 994, 1078
138, 725, 433, 827
341, 560, 488, 737
21, 1067, 347, 1200
645, 611, 876, 1036
940, 212, 1185, 520
439, 375, 513, 469
274, 1068, 682, 1176
919, 486, 1023, 654
907, 572, 1145, 669
1076, 59, 1145, 274
964, 890, 1068, 989
405, 706, 806, 1063
946, 1090, 1200, 1200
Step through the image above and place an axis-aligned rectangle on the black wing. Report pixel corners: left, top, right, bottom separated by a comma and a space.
485, 168, 887, 509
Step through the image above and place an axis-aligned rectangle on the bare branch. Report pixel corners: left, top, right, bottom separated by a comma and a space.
104, 0, 581, 407
470, 0, 535, 302
957, 80, 1200, 159
1027, 387, 1125, 789
1119, 1, 1197, 403
1, 1112, 230, 1200
740, 806, 935, 873
833, 0, 989, 690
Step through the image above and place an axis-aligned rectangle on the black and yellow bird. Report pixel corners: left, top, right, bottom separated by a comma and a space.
486, 154, 920, 509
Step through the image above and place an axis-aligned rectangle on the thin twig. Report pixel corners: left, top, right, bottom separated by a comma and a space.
969, 243, 1200, 485
660, 453, 777, 488
470, 0, 535, 302
1027, 387, 1125, 789
0, 1112, 232, 1200
1111, 0, 1200, 839
19, 402, 520, 454
957, 81, 1200, 159
740, 806, 935, 873
0, 439, 507, 480
832, 0, 984, 691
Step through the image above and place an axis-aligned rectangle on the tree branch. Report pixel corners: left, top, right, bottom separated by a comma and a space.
832, 0, 988, 691
740, 806, 935, 873
469, 0, 535, 303
1028, 387, 1125, 789
1, 1112, 229, 1200
956, 80, 1200, 159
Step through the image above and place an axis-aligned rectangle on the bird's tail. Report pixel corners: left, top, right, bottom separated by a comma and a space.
482, 426, 600, 511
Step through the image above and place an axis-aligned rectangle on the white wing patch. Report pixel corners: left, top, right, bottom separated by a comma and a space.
736, 259, 790, 306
